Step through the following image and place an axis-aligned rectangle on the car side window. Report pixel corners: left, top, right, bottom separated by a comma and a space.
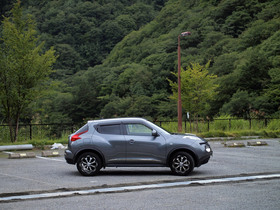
97, 124, 121, 135
75, 124, 88, 134
125, 124, 152, 136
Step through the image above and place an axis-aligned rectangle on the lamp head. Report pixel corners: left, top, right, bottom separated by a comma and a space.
181, 31, 191, 36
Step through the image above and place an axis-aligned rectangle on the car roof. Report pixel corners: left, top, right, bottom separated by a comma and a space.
88, 117, 148, 125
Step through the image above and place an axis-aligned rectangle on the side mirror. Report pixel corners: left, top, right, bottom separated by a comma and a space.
152, 129, 159, 137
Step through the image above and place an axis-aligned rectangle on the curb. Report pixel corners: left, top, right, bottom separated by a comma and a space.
42, 151, 60, 157
224, 141, 268, 147
5, 150, 61, 159
224, 142, 246, 147
9, 152, 36, 159
247, 141, 268, 146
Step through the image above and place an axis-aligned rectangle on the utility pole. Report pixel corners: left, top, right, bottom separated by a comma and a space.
177, 31, 191, 132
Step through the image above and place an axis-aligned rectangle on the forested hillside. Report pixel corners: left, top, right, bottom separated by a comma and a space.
23, 0, 166, 79
1, 0, 279, 124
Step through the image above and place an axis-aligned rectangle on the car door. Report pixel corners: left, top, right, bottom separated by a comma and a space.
124, 123, 166, 165
96, 123, 126, 164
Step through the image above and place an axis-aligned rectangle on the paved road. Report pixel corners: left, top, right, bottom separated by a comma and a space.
0, 138, 279, 209
2, 179, 279, 210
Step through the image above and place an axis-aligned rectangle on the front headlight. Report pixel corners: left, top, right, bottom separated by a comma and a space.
206, 147, 211, 153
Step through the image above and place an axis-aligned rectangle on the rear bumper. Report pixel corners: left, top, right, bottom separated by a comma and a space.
64, 149, 75, 164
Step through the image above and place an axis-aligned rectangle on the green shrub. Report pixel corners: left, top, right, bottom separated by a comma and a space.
267, 119, 280, 130
260, 130, 280, 138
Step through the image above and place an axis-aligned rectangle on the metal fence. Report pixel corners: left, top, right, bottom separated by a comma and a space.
0, 123, 78, 142
0, 118, 279, 141
155, 118, 279, 133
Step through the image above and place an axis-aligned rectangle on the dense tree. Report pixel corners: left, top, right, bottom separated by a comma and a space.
168, 62, 219, 120
220, 90, 253, 118
0, 2, 56, 142
0, 0, 15, 20
21, 0, 165, 80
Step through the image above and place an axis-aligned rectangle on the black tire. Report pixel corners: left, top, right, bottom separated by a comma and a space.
170, 152, 194, 176
76, 152, 102, 176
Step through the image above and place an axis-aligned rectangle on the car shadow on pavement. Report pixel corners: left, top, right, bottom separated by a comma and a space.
66, 168, 209, 177
99, 169, 173, 176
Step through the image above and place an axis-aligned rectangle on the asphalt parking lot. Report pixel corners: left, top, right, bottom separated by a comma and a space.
0, 138, 280, 202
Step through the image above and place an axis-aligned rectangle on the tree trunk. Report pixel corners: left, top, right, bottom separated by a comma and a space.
14, 116, 20, 142
7, 112, 20, 143
195, 114, 199, 133
8, 120, 15, 143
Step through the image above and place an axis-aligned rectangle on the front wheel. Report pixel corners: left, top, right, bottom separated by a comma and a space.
170, 152, 194, 176
76, 152, 102, 176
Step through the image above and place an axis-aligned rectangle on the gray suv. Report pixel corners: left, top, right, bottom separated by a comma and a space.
65, 118, 212, 176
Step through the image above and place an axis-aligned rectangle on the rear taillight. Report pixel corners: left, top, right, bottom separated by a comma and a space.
71, 130, 88, 142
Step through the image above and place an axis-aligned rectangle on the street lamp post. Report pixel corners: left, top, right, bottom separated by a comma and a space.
177, 31, 191, 132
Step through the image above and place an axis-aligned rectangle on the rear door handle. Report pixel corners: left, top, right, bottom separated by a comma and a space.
129, 139, 135, 144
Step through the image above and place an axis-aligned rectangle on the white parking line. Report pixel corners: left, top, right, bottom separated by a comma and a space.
1, 174, 280, 202
36, 156, 65, 162
3, 151, 65, 162
2, 151, 64, 162
0, 172, 59, 187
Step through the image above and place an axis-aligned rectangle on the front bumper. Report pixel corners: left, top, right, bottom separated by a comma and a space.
197, 143, 213, 167
197, 154, 211, 167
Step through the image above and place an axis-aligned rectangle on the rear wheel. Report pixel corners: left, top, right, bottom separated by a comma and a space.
76, 152, 102, 176
170, 152, 194, 176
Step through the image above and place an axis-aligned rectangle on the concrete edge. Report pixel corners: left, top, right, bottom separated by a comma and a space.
41, 151, 60, 157
224, 142, 246, 147
247, 141, 268, 146
9, 152, 36, 159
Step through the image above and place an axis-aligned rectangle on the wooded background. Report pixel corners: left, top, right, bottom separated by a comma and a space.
1, 0, 279, 126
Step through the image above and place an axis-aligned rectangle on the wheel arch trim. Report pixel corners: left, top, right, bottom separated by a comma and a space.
75, 148, 105, 168
167, 148, 198, 167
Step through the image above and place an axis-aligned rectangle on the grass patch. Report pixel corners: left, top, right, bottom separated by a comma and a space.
0, 135, 68, 149
267, 119, 280, 130
28, 138, 68, 149
199, 131, 233, 138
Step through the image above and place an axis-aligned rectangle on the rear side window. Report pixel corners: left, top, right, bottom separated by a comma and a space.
75, 124, 88, 134
97, 124, 121, 135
